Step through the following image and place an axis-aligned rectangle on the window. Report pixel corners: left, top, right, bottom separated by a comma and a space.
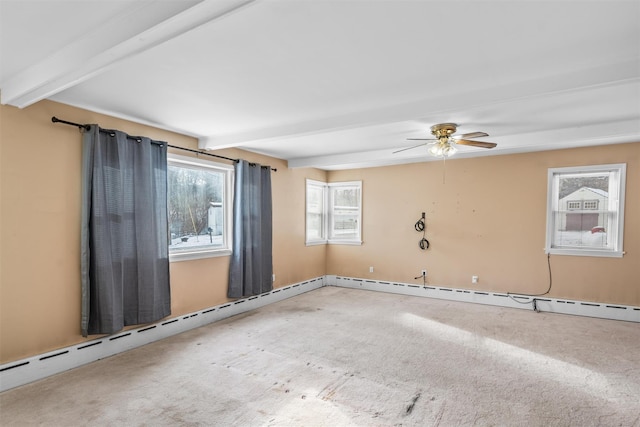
583, 200, 599, 210
328, 182, 362, 243
306, 179, 362, 245
168, 154, 233, 261
306, 180, 326, 244
545, 164, 626, 257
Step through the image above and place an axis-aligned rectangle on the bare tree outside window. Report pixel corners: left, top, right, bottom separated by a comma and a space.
167, 156, 232, 258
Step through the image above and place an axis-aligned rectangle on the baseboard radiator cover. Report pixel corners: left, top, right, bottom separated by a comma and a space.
328, 275, 640, 323
4, 275, 637, 393
0, 277, 325, 393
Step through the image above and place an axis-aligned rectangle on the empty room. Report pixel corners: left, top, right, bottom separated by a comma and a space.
1, 1, 639, 426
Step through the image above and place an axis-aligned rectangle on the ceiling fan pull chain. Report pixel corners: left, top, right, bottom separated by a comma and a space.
442, 156, 447, 184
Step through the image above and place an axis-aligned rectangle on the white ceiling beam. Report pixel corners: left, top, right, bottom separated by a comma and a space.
199, 60, 639, 150
0, 0, 256, 108
288, 118, 640, 170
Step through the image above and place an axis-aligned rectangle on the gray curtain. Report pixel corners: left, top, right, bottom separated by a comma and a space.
228, 160, 273, 298
81, 125, 171, 337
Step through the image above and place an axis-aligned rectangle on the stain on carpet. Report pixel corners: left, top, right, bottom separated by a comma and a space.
405, 392, 421, 415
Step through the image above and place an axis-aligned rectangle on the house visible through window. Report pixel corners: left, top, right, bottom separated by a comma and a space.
168, 154, 233, 261
306, 179, 362, 245
546, 164, 626, 257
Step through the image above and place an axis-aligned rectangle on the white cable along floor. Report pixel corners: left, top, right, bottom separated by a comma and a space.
1, 286, 639, 426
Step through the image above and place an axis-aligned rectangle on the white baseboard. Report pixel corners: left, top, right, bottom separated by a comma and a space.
328, 275, 640, 323
3, 274, 638, 393
0, 277, 325, 393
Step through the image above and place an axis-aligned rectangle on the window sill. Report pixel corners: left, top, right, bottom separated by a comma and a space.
546, 248, 624, 258
170, 248, 232, 262
305, 240, 363, 246
328, 240, 362, 246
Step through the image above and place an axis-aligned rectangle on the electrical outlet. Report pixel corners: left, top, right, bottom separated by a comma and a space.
369, 266, 374, 273
421, 269, 427, 276
472, 275, 478, 284
272, 274, 276, 282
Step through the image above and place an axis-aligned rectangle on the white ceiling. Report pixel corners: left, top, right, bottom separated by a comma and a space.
1, 0, 638, 170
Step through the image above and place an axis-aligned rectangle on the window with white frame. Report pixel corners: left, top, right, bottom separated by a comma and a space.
306, 179, 327, 244
306, 179, 362, 245
168, 154, 233, 261
545, 164, 626, 257
329, 182, 362, 243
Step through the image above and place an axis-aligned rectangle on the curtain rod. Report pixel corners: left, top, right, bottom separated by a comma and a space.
51, 116, 277, 171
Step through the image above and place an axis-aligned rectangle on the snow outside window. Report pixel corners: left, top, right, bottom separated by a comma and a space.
545, 164, 626, 258
168, 154, 233, 261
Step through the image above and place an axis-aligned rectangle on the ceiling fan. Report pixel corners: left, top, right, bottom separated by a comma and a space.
394, 123, 497, 157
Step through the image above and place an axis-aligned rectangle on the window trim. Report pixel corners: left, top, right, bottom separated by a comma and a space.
168, 154, 234, 262
545, 163, 626, 258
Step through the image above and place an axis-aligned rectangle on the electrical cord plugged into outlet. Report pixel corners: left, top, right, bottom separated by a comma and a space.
507, 253, 553, 313
414, 270, 427, 286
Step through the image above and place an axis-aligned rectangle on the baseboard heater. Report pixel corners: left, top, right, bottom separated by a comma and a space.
327, 275, 640, 323
0, 277, 324, 393
3, 275, 638, 393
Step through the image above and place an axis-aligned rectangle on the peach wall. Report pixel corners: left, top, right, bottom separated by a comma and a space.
168, 147, 328, 315
0, 101, 326, 363
327, 143, 639, 306
1, 99, 637, 364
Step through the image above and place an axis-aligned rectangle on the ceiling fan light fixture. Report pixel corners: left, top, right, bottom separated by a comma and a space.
444, 144, 457, 157
428, 144, 443, 156
396, 122, 495, 158
428, 142, 457, 157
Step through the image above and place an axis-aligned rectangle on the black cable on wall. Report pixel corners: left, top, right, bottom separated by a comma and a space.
415, 212, 429, 250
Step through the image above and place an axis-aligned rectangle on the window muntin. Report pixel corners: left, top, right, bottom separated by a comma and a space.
305, 179, 362, 245
546, 164, 626, 257
168, 154, 233, 260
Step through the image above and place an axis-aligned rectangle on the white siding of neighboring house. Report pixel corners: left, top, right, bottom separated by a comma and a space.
207, 202, 223, 235
558, 187, 608, 231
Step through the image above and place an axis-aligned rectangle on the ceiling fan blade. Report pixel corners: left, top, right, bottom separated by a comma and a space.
406, 138, 437, 141
392, 142, 429, 154
457, 131, 488, 139
456, 139, 497, 149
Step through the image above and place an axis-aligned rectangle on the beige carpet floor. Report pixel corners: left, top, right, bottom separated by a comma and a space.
1, 286, 639, 426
